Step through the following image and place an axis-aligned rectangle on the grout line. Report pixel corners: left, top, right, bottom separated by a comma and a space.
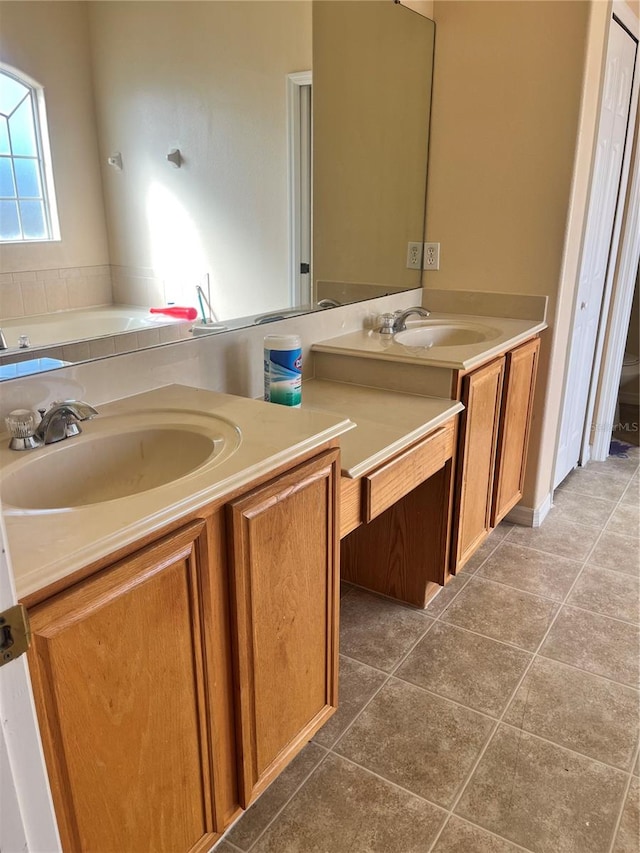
532, 651, 640, 692
323, 750, 450, 813
446, 814, 537, 853
498, 720, 637, 774
548, 600, 640, 629
607, 748, 639, 853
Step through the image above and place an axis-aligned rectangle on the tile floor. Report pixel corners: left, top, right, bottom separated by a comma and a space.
215, 448, 639, 853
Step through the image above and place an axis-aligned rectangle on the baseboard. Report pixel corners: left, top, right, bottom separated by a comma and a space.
506, 492, 553, 528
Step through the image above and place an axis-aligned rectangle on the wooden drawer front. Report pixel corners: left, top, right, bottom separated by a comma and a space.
340, 476, 363, 538
363, 420, 455, 522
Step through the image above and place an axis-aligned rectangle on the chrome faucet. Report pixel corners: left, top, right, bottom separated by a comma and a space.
35, 400, 98, 445
392, 306, 431, 333
0, 329, 7, 349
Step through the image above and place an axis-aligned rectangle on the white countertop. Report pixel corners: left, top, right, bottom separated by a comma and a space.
1, 384, 354, 599
312, 312, 547, 371
302, 379, 462, 478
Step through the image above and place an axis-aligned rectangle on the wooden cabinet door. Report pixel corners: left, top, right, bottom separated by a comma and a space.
492, 337, 540, 525
452, 357, 505, 570
27, 521, 219, 853
227, 450, 340, 806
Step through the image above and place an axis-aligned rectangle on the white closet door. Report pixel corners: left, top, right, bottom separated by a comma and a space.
554, 18, 637, 488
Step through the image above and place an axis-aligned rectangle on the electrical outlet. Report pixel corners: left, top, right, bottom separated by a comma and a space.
423, 242, 440, 270
406, 242, 423, 270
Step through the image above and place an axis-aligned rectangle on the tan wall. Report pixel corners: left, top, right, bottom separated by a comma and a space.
626, 266, 640, 357
313, 0, 434, 290
427, 0, 597, 510
88, 1, 311, 320
0, 1, 110, 274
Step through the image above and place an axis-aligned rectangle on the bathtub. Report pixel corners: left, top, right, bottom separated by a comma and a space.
0, 305, 184, 351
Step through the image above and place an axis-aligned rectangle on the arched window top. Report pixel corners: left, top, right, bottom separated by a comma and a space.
0, 66, 59, 242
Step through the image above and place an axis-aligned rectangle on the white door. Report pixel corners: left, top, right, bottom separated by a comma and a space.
554, 17, 637, 488
0, 522, 60, 852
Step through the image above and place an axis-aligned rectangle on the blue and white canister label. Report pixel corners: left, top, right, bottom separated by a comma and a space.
264, 340, 302, 407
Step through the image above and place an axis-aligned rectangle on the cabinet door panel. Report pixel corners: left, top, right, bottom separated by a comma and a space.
453, 358, 504, 569
27, 521, 218, 853
492, 337, 540, 525
228, 450, 339, 806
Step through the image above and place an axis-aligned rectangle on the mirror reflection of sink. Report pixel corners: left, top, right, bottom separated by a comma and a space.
394, 321, 500, 349
1, 410, 241, 511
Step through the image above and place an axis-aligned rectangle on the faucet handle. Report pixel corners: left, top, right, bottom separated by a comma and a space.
5, 409, 43, 451
377, 313, 396, 335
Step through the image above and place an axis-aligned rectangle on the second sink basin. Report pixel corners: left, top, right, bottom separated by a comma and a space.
1, 409, 241, 511
394, 321, 500, 349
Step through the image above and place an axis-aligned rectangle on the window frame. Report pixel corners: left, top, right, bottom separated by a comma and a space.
0, 64, 60, 244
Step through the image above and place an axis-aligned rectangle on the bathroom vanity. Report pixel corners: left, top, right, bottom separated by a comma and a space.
0, 293, 546, 852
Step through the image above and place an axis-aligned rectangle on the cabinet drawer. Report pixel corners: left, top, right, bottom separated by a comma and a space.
363, 419, 455, 522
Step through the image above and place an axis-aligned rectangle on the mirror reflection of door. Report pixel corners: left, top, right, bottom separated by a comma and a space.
288, 71, 312, 307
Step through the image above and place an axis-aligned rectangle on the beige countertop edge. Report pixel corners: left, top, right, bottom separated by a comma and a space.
311, 316, 547, 371
300, 378, 463, 479
341, 403, 463, 479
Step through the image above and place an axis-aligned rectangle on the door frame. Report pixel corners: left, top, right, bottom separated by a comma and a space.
553, 1, 639, 486
590, 5, 640, 460
287, 71, 312, 308
0, 519, 61, 852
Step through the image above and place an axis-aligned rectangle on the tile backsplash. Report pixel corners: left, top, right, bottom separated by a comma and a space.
0, 266, 113, 318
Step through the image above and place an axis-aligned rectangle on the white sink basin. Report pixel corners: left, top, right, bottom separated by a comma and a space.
394, 321, 500, 349
1, 409, 241, 510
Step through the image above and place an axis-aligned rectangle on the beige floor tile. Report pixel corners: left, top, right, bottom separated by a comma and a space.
503, 657, 639, 769
507, 514, 600, 561
478, 541, 583, 601
540, 606, 640, 688
568, 565, 640, 624
313, 656, 386, 748
396, 622, 532, 717
635, 752, 639, 775
433, 817, 529, 853
460, 536, 502, 574
225, 743, 325, 850
441, 578, 559, 651
339, 587, 431, 672
424, 572, 471, 617
212, 842, 238, 853
558, 466, 633, 502
456, 726, 628, 853
551, 488, 617, 529
334, 677, 494, 807
588, 530, 640, 577
250, 753, 446, 853
606, 503, 640, 538
612, 777, 639, 853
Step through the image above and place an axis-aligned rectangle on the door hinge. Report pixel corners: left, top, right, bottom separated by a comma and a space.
300, 262, 310, 274
0, 604, 31, 667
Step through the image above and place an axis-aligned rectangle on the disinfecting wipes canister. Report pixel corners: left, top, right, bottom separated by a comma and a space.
264, 334, 302, 407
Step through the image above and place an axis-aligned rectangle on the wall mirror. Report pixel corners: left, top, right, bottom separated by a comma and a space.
0, 0, 435, 379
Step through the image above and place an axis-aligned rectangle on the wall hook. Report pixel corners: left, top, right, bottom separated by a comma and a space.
167, 148, 183, 168
107, 152, 123, 170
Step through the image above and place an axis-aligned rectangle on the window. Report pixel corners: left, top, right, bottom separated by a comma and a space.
0, 67, 59, 242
